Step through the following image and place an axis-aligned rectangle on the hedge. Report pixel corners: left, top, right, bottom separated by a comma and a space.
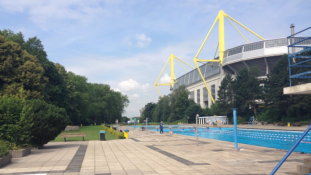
0, 96, 31, 147
0, 140, 10, 158
101, 125, 124, 139
0, 96, 69, 148
24, 99, 69, 146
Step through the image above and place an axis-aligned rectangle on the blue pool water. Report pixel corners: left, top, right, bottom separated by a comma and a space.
150, 127, 311, 153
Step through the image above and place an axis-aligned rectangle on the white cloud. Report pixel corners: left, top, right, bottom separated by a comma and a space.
0, 0, 118, 28
111, 88, 122, 93
131, 94, 139, 98
118, 79, 149, 92
141, 84, 150, 92
159, 73, 171, 83
135, 33, 152, 48
64, 39, 196, 77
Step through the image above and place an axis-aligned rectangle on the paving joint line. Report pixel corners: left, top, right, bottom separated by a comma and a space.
146, 145, 210, 166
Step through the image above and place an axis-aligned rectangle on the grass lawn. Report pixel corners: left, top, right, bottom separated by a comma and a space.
51, 125, 118, 142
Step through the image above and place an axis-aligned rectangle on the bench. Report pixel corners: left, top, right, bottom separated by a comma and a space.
61, 133, 87, 142
292, 123, 301, 126
274, 122, 286, 126
261, 122, 268, 125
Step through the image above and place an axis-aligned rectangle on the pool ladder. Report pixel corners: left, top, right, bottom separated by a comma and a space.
283, 136, 299, 152
271, 125, 311, 175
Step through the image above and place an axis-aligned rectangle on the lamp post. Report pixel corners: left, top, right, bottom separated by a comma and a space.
187, 116, 189, 124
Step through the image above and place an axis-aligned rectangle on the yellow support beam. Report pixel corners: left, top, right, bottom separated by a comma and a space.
175, 58, 189, 72
225, 14, 265, 41
194, 61, 215, 103
155, 54, 194, 97
218, 10, 225, 65
225, 16, 249, 43
213, 43, 219, 60
170, 54, 174, 89
193, 10, 264, 104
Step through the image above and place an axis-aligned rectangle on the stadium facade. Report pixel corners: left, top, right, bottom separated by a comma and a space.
174, 37, 311, 108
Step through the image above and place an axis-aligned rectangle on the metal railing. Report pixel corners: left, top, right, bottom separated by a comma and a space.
270, 125, 311, 175
287, 27, 311, 86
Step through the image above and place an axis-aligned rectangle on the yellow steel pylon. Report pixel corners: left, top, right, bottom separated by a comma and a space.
194, 10, 265, 103
155, 54, 194, 97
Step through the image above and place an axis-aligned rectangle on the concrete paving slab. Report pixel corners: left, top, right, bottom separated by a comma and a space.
1, 125, 310, 174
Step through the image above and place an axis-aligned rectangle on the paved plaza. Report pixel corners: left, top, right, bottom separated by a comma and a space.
0, 125, 310, 175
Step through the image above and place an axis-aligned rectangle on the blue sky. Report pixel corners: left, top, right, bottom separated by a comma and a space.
0, 0, 310, 118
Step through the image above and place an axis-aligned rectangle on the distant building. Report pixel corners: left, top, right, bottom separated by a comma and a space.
174, 37, 311, 108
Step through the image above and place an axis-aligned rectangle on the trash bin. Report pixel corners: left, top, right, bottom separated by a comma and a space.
124, 130, 129, 139
99, 131, 106, 141
287, 122, 291, 127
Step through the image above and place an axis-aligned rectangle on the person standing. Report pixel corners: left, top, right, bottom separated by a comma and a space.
160, 121, 163, 134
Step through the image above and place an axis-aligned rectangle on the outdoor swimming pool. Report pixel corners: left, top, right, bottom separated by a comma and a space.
148, 126, 311, 153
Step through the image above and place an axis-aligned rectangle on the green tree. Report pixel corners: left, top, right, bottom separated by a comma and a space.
232, 67, 262, 119
172, 85, 190, 120
152, 102, 160, 122
0, 29, 25, 47
217, 74, 234, 115
0, 36, 47, 99
67, 72, 90, 124
141, 102, 157, 121
203, 107, 213, 116
121, 116, 129, 122
265, 55, 311, 122
185, 100, 203, 123
24, 37, 66, 108
88, 83, 110, 124
0, 30, 70, 110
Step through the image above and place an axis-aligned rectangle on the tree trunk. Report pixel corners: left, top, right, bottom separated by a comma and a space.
253, 104, 257, 120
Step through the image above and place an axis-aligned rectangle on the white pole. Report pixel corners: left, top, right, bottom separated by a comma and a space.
196, 114, 199, 146
146, 118, 148, 134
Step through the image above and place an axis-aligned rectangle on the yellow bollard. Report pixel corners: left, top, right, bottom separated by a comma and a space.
94, 123, 96, 126
124, 130, 129, 139
81, 124, 83, 127
287, 122, 290, 127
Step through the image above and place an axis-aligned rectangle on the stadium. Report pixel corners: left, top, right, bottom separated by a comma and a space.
173, 36, 311, 108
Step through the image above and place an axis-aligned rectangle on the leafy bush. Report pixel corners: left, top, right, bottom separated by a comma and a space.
0, 96, 69, 148
257, 109, 279, 122
101, 125, 124, 139
298, 121, 311, 126
0, 96, 31, 147
0, 140, 10, 158
24, 99, 69, 147
237, 117, 248, 124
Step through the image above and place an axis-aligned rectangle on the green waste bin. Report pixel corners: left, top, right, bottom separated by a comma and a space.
100, 131, 106, 141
